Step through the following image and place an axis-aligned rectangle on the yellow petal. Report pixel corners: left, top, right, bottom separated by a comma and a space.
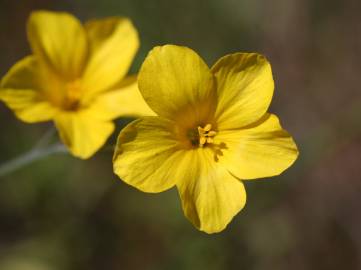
89, 75, 155, 120
112, 116, 246, 232
177, 148, 246, 233
113, 117, 182, 193
54, 109, 114, 159
82, 17, 139, 99
211, 53, 274, 130
0, 56, 56, 123
215, 114, 299, 180
138, 45, 216, 122
27, 10, 87, 79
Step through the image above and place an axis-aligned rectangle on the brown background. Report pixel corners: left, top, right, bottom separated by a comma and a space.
0, 0, 361, 269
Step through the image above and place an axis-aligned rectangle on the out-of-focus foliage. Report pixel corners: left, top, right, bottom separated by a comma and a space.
0, 0, 360, 269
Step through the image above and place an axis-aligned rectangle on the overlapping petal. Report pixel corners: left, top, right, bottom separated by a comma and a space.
215, 114, 299, 180
1, 11, 151, 160
0, 56, 56, 122
176, 148, 246, 233
111, 44, 298, 233
82, 17, 139, 99
89, 75, 155, 120
211, 53, 274, 130
113, 117, 247, 233
113, 117, 183, 193
27, 11, 87, 80
138, 45, 216, 122
54, 109, 114, 159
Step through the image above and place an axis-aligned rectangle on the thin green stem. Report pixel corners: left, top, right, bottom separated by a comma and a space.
33, 127, 56, 149
0, 127, 68, 178
0, 143, 67, 178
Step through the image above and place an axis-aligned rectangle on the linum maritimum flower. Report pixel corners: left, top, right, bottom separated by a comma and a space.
113, 45, 299, 233
0, 11, 154, 159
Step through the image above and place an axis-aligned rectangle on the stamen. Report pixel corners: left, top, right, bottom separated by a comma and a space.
204, 124, 212, 132
199, 137, 207, 146
206, 137, 214, 144
197, 124, 217, 147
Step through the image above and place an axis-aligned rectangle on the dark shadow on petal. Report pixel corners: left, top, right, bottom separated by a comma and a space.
210, 142, 228, 162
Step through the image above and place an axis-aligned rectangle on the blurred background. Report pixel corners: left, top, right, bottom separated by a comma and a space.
0, 0, 361, 269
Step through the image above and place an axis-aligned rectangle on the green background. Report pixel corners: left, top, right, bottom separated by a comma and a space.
1, 0, 361, 269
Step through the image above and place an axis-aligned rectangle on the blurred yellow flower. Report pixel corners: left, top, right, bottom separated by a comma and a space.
113, 45, 299, 233
0, 11, 154, 159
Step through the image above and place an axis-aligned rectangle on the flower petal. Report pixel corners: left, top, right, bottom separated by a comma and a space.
211, 53, 274, 130
0, 56, 56, 123
112, 116, 247, 232
89, 75, 155, 120
82, 17, 139, 99
54, 110, 114, 159
177, 148, 246, 233
27, 11, 88, 80
113, 117, 183, 193
138, 45, 216, 121
215, 114, 299, 180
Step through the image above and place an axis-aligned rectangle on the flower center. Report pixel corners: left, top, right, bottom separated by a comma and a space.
187, 123, 217, 147
64, 80, 82, 110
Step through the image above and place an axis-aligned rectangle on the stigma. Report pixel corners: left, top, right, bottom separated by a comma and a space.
197, 124, 217, 147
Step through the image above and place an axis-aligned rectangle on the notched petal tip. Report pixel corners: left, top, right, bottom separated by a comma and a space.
176, 150, 247, 234
202, 189, 247, 234
211, 52, 275, 130
138, 44, 216, 121
211, 52, 271, 72
27, 10, 88, 80
217, 113, 299, 180
82, 16, 139, 97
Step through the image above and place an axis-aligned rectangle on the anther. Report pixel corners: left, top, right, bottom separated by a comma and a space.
198, 124, 217, 147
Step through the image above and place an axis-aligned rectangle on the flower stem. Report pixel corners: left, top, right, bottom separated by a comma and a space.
0, 143, 67, 178
0, 129, 67, 178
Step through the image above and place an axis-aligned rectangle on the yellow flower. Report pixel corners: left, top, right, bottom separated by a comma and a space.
0, 10, 154, 159
113, 45, 299, 233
